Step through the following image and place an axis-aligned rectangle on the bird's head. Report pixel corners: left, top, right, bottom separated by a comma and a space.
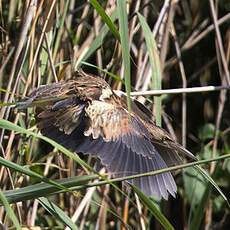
74, 70, 113, 101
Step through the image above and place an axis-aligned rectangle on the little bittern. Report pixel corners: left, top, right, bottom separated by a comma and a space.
18, 70, 196, 199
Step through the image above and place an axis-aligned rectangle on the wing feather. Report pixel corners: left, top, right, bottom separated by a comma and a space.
78, 100, 178, 198
132, 153, 141, 189
140, 157, 152, 196
18, 80, 189, 199
146, 159, 160, 197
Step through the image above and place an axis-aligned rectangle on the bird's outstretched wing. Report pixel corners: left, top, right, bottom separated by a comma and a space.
77, 100, 177, 199
116, 91, 196, 162
17, 79, 196, 199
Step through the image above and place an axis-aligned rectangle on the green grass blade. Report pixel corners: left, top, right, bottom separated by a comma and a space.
90, 0, 120, 41
2, 156, 229, 207
137, 13, 162, 126
133, 186, 174, 230
194, 165, 229, 206
189, 185, 211, 230
0, 155, 86, 197
0, 102, 16, 106
3, 175, 98, 204
189, 165, 230, 229
0, 190, 21, 230
117, 0, 131, 112
38, 197, 78, 230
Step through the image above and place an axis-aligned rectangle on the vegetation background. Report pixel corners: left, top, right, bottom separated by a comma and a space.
0, 0, 229, 229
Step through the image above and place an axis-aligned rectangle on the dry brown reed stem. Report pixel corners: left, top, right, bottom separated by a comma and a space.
0, 0, 55, 169
159, 0, 176, 65
79, 198, 91, 230
29, 156, 54, 226
135, 194, 146, 230
23, 0, 57, 97
0, 1, 39, 223
44, 34, 58, 82
73, 3, 91, 67
65, 168, 105, 230
95, 184, 110, 230
0, 48, 15, 79
209, 0, 230, 85
165, 12, 230, 71
121, 196, 129, 230
68, 185, 96, 227
182, 12, 230, 51
0, 0, 38, 119
171, 25, 187, 147
94, 10, 103, 71
205, 0, 230, 228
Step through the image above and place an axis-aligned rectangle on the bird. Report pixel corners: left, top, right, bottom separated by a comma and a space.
17, 70, 196, 200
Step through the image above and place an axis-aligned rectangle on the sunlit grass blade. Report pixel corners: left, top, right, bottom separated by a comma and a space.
117, 0, 131, 112
0, 88, 10, 93
0, 102, 16, 106
38, 197, 78, 230
3, 175, 98, 204
0, 155, 87, 197
90, 0, 120, 41
133, 186, 175, 230
137, 13, 162, 126
2, 155, 229, 207
0, 190, 21, 230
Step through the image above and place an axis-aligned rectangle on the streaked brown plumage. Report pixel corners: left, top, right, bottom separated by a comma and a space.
18, 70, 196, 199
